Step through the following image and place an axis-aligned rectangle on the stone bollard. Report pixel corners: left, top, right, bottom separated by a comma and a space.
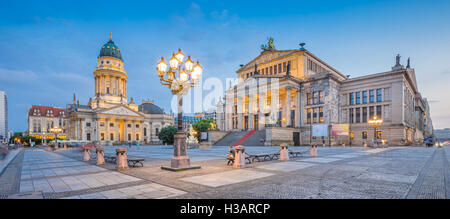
310, 145, 317, 157
82, 148, 91, 161
96, 147, 105, 165
116, 148, 128, 171
279, 143, 289, 161
233, 145, 246, 169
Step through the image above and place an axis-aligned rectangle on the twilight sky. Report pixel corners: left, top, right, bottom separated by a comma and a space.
1, 0, 450, 132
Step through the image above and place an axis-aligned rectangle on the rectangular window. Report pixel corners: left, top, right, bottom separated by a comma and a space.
100, 122, 105, 127
110, 123, 114, 127
307, 93, 312, 105
376, 105, 382, 118
319, 107, 324, 123
349, 93, 354, 105
144, 128, 147, 136
363, 107, 368, 123
349, 108, 354, 124
101, 133, 105, 141
270, 66, 273, 75
110, 133, 114, 141
356, 92, 361, 105
369, 106, 375, 119
86, 122, 91, 127
136, 134, 139, 141
369, 90, 375, 103
362, 131, 368, 139
362, 91, 367, 104
128, 134, 131, 141
376, 131, 382, 139
319, 91, 324, 104
127, 124, 131, 128
313, 108, 318, 123
274, 65, 277, 74
283, 62, 286, 72
377, 89, 382, 102
265, 67, 268, 75
307, 108, 312, 124
356, 108, 361, 123
87, 133, 91, 141
278, 64, 282, 74
136, 124, 140, 128
313, 92, 319, 105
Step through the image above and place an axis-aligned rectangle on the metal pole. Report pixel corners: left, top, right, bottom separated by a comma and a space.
178, 95, 183, 132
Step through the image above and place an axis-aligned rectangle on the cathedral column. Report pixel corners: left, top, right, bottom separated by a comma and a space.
106, 118, 110, 143
116, 119, 120, 143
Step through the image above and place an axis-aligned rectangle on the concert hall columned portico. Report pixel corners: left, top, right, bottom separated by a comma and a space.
218, 39, 433, 146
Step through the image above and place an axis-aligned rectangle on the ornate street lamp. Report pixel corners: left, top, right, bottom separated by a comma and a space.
157, 49, 202, 171
368, 116, 383, 147
50, 127, 63, 150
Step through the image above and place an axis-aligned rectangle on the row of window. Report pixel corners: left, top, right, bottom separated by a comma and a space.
32, 109, 65, 117
99, 133, 140, 141
306, 91, 324, 105
349, 106, 382, 124
92, 128, 158, 141
98, 122, 140, 128
245, 61, 292, 79
349, 89, 382, 105
306, 107, 324, 124
307, 59, 327, 74
351, 131, 382, 140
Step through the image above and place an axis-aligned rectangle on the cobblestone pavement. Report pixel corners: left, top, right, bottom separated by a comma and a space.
1, 145, 449, 199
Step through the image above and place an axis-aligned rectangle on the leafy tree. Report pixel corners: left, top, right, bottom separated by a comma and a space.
158, 126, 177, 145
192, 118, 216, 141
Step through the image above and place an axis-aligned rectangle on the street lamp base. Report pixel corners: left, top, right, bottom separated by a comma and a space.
161, 165, 201, 172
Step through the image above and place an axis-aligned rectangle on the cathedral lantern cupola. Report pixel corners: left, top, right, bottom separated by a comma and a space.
92, 33, 128, 109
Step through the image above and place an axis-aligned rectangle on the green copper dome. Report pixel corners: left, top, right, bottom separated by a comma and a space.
99, 37, 123, 61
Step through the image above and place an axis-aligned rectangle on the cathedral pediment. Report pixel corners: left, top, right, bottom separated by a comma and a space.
97, 105, 144, 117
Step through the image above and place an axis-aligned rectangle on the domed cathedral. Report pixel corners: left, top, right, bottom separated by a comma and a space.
67, 34, 174, 145
92, 33, 128, 108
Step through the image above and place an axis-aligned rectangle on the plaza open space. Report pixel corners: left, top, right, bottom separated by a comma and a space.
1, 145, 449, 199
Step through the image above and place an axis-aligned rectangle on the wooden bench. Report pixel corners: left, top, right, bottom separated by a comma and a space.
104, 154, 117, 163
104, 154, 144, 167
127, 157, 145, 167
289, 151, 303, 158
249, 154, 276, 162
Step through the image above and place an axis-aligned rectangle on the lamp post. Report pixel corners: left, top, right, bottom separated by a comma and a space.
368, 116, 383, 148
50, 127, 63, 150
156, 49, 203, 171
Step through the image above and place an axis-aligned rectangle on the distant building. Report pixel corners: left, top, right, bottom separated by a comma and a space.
27, 105, 69, 141
434, 128, 450, 142
0, 91, 7, 142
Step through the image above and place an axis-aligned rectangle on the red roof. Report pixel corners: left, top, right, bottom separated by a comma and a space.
29, 105, 67, 117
